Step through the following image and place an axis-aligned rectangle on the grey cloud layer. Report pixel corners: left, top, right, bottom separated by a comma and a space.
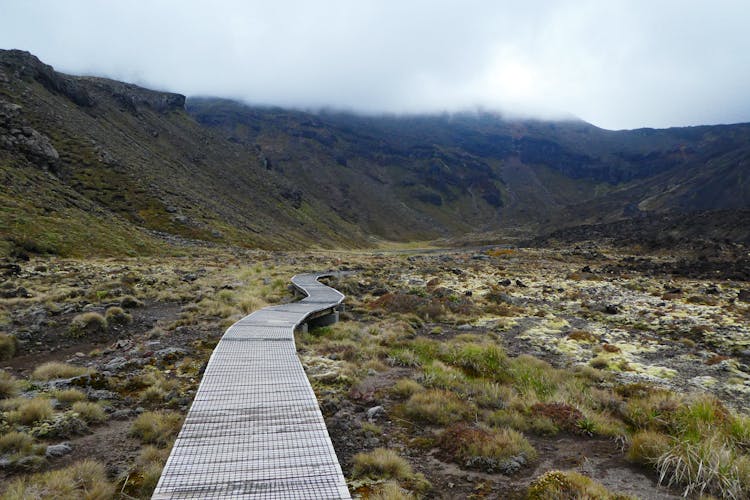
1, 0, 749, 129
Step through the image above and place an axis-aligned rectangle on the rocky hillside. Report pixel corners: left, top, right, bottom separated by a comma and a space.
1, 49, 749, 257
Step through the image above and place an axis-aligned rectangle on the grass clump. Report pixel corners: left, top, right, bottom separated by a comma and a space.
32, 362, 90, 380
352, 448, 431, 495
622, 392, 750, 497
130, 411, 182, 447
53, 388, 87, 406
401, 389, 473, 425
0, 370, 21, 398
368, 481, 416, 500
0, 431, 34, 455
122, 445, 170, 498
438, 424, 536, 473
105, 306, 132, 325
71, 401, 107, 424
352, 448, 414, 480
526, 470, 633, 499
0, 332, 19, 360
390, 378, 424, 399
446, 342, 510, 381
68, 312, 107, 337
627, 430, 671, 465
2, 459, 115, 499
509, 355, 561, 401
6, 397, 53, 425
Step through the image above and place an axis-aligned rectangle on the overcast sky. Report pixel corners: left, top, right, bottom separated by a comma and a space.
1, 0, 749, 130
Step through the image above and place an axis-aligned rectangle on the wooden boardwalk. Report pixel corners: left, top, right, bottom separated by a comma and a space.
152, 273, 351, 499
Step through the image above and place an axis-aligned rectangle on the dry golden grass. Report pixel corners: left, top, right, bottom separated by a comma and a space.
2, 459, 115, 499
130, 411, 183, 447
31, 362, 91, 380
0, 332, 18, 360
0, 370, 21, 399
352, 448, 413, 480
6, 397, 53, 425
71, 401, 107, 424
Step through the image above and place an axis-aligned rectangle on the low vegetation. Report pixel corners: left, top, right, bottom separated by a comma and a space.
2, 459, 115, 499
130, 411, 183, 447
0, 244, 748, 498
526, 470, 633, 499
31, 362, 90, 380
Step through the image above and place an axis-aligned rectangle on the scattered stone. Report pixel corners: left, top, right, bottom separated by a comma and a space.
103, 356, 129, 371
0, 263, 22, 277
498, 279, 512, 286
515, 279, 527, 287
0, 286, 32, 298
155, 347, 188, 362
604, 304, 620, 314
366, 405, 385, 423
110, 409, 134, 420
87, 389, 118, 401
45, 442, 73, 458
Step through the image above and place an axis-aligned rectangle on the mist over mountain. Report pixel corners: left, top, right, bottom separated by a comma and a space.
1, 49, 749, 257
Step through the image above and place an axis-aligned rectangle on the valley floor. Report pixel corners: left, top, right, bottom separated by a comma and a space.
0, 242, 749, 498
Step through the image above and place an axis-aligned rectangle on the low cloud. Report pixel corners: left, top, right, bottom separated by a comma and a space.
1, 0, 749, 129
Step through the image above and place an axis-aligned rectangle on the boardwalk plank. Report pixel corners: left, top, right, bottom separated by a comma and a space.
152, 273, 351, 499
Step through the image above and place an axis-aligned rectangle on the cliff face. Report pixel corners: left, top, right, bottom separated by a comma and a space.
1, 49, 749, 257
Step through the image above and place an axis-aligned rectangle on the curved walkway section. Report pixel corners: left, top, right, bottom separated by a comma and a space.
152, 273, 351, 499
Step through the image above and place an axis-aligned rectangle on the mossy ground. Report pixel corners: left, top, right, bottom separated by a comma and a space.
0, 243, 748, 498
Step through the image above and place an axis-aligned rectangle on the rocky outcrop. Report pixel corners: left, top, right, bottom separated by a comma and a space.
82, 77, 185, 113
0, 98, 59, 170
0, 49, 184, 113
0, 49, 93, 107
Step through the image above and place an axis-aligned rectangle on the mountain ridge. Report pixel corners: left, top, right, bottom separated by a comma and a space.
1, 49, 748, 257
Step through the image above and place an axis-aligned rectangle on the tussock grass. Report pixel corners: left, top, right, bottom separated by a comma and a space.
369, 481, 416, 500
421, 361, 467, 392
387, 348, 422, 367
0, 431, 33, 454
124, 445, 171, 497
53, 388, 87, 405
32, 362, 91, 380
130, 411, 182, 447
0, 370, 21, 398
71, 401, 107, 424
68, 312, 107, 337
137, 369, 179, 403
352, 448, 413, 480
401, 389, 473, 425
526, 470, 633, 499
438, 424, 536, 472
627, 430, 671, 464
656, 437, 747, 498
2, 459, 115, 499
0, 332, 19, 360
446, 342, 510, 381
7, 397, 53, 425
390, 379, 424, 399
105, 306, 132, 325
623, 393, 750, 497
508, 355, 561, 401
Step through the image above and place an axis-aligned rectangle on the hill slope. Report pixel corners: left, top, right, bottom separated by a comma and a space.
1, 49, 749, 256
